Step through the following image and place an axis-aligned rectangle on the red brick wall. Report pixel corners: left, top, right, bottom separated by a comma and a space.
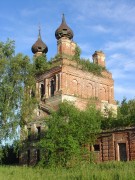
61, 60, 116, 106
95, 128, 135, 162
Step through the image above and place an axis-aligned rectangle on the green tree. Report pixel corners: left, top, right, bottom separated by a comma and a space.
38, 101, 101, 167
101, 98, 135, 129
33, 54, 49, 75
0, 39, 36, 146
117, 98, 135, 127
73, 45, 81, 63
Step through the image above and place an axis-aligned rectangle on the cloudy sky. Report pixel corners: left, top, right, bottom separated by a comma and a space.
0, 0, 135, 102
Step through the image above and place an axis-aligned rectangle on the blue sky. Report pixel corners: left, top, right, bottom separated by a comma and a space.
0, 0, 135, 102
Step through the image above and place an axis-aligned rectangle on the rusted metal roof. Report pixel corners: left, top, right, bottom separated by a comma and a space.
31, 27, 48, 54
55, 14, 74, 40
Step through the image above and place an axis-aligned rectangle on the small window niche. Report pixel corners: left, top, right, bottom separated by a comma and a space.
94, 144, 100, 152
37, 126, 41, 140
38, 47, 42, 51
62, 29, 67, 35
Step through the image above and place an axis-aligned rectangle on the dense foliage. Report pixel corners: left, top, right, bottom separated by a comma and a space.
50, 45, 106, 76
0, 144, 19, 165
33, 54, 50, 75
101, 98, 135, 130
38, 101, 102, 167
72, 46, 106, 76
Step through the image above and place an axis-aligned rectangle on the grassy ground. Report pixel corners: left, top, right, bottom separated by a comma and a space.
1, 161, 135, 180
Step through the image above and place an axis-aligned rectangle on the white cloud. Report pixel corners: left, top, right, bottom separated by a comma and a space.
124, 61, 135, 71
111, 68, 135, 81
89, 24, 110, 33
70, 0, 135, 24
107, 53, 126, 68
115, 85, 135, 99
104, 38, 135, 52
20, 7, 48, 17
78, 43, 92, 55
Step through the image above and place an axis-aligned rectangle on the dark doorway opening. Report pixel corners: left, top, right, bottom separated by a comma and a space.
36, 149, 40, 163
51, 77, 56, 96
118, 143, 127, 161
40, 83, 45, 99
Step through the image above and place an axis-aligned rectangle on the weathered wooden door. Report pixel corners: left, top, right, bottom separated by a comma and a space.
118, 143, 127, 161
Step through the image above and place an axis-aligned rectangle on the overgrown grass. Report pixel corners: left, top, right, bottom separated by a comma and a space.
50, 50, 106, 76
76, 58, 106, 76
1, 161, 135, 180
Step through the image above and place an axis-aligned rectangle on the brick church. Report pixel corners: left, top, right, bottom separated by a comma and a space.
19, 15, 135, 165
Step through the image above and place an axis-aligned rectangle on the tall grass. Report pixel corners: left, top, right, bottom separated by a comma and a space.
1, 161, 135, 180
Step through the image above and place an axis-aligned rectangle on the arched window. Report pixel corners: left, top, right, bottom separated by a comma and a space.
100, 87, 106, 100
72, 79, 78, 95
88, 83, 93, 97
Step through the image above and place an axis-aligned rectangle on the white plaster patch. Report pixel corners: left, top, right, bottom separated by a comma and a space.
62, 94, 77, 102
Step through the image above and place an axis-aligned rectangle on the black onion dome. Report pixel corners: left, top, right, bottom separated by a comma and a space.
55, 14, 74, 40
31, 28, 48, 54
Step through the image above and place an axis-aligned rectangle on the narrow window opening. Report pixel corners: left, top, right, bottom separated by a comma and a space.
31, 89, 35, 97
36, 149, 40, 163
51, 76, 56, 97
27, 150, 30, 165
37, 126, 41, 140
58, 74, 60, 90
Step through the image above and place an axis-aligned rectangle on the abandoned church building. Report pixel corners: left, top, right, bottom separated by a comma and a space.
19, 15, 135, 165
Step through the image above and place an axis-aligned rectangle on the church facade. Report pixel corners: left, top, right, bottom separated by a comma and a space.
19, 15, 135, 165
